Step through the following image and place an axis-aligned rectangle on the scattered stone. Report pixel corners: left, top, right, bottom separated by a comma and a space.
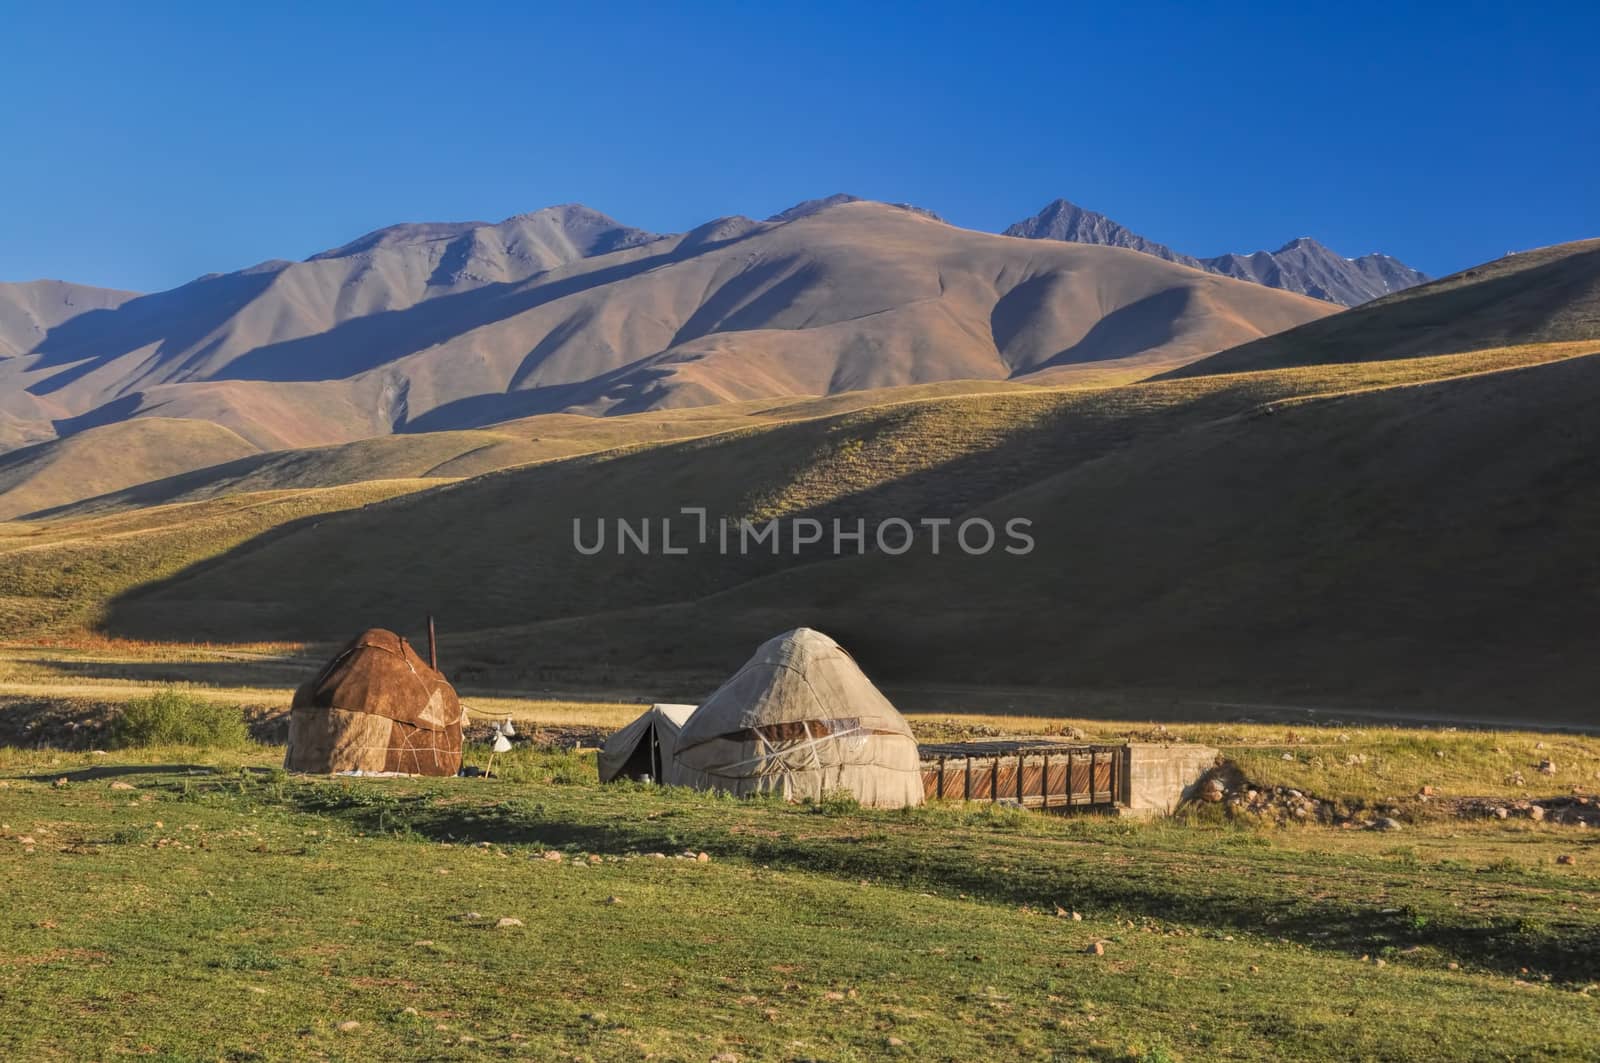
1538, 760, 1558, 775
109, 781, 135, 791
1280, 753, 1295, 762
495, 917, 524, 929
51, 777, 68, 788
460, 911, 482, 921
1447, 962, 1460, 971
1529, 805, 1546, 823
696, 851, 711, 863
1557, 854, 1577, 865
1491, 807, 1509, 820
887, 1036, 906, 1047
1200, 778, 1225, 803
605, 896, 622, 906
336, 1020, 361, 1032
400, 1007, 420, 1017
1085, 941, 1105, 956
588, 854, 602, 864
542, 850, 563, 862
1419, 786, 1436, 797
647, 852, 666, 860
1371, 817, 1403, 831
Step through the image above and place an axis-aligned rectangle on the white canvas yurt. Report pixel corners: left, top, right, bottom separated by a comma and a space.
669, 628, 925, 808
598, 704, 697, 784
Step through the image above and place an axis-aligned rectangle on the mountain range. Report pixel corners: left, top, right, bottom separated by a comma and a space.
1003, 199, 1429, 306
0, 198, 1338, 458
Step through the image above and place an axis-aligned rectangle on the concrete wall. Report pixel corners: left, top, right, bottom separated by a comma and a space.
1120, 743, 1220, 817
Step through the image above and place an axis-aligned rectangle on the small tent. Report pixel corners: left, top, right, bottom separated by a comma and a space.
598, 704, 697, 784
671, 628, 924, 808
285, 628, 465, 775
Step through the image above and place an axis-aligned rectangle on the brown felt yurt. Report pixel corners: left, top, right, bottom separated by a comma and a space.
671, 628, 924, 808
285, 628, 465, 775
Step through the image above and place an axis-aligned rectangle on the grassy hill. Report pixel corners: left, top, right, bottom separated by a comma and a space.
0, 480, 430, 634
1166, 238, 1600, 378
66, 341, 1598, 719
0, 418, 261, 520
19, 380, 1040, 520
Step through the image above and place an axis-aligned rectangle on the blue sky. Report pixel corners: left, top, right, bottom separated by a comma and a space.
3, 1, 1596, 291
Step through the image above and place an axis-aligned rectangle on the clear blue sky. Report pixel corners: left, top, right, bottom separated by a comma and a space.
3, 1, 1596, 292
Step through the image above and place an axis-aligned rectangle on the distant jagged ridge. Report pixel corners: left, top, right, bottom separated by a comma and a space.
1004, 199, 1429, 306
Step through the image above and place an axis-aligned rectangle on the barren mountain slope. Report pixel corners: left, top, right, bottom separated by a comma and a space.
0, 202, 1336, 450
0, 279, 139, 358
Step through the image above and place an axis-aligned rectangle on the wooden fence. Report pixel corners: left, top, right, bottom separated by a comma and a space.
919, 745, 1122, 811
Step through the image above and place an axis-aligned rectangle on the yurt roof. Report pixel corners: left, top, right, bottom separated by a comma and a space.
676, 627, 911, 746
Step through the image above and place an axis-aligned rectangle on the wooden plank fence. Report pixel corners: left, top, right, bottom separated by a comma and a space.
920, 745, 1122, 810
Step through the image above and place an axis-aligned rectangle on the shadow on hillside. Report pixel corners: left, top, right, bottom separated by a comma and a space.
95, 351, 1600, 722
98, 372, 1215, 653
27, 270, 282, 398
215, 226, 766, 385
268, 782, 1600, 983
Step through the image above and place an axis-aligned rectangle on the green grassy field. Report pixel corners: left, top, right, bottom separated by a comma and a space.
3, 738, 1599, 1062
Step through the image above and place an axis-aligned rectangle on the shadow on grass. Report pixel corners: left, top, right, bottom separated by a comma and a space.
22, 764, 276, 782
234, 779, 1600, 983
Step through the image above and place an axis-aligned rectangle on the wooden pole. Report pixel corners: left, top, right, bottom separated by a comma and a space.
427, 614, 438, 671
